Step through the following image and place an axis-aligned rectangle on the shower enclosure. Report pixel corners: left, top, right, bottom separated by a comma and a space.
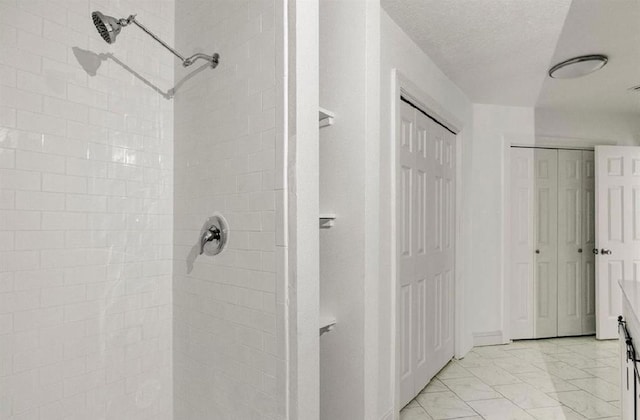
0, 0, 295, 419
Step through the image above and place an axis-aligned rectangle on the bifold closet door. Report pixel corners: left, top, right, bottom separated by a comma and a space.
398, 101, 433, 406
511, 148, 596, 340
557, 150, 596, 336
429, 115, 455, 378
557, 150, 584, 336
398, 100, 455, 406
398, 101, 418, 406
509, 148, 535, 339
534, 149, 558, 338
582, 151, 596, 334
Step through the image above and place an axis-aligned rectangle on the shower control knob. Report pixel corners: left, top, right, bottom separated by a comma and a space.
199, 215, 229, 256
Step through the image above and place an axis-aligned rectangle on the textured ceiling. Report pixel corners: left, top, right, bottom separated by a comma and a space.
536, 0, 640, 115
381, 0, 572, 106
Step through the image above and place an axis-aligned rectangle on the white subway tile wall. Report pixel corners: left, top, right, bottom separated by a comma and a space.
173, 0, 286, 419
0, 1, 175, 419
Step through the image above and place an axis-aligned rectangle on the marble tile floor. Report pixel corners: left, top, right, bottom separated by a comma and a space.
401, 336, 621, 420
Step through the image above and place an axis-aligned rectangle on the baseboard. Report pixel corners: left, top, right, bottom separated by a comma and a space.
472, 330, 505, 347
455, 331, 474, 359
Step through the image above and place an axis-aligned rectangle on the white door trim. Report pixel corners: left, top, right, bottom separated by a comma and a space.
390, 69, 464, 416
503, 138, 604, 342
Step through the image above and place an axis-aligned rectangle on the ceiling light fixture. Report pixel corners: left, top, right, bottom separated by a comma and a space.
548, 54, 608, 79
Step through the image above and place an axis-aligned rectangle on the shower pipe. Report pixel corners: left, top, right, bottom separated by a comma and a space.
92, 11, 219, 68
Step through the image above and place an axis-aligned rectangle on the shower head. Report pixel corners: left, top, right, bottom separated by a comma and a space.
91, 11, 129, 44
90, 10, 219, 68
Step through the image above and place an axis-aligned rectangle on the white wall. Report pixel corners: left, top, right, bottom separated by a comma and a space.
288, 0, 320, 418
379, 10, 474, 419
173, 0, 288, 419
318, 1, 379, 419
536, 108, 640, 145
470, 104, 535, 344
0, 1, 175, 419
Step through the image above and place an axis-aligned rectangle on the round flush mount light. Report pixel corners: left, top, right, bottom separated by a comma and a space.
548, 54, 608, 79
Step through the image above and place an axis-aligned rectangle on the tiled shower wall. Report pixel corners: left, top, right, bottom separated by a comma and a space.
0, 1, 174, 419
173, 0, 287, 418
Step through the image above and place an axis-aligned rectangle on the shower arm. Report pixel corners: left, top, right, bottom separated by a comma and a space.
123, 15, 219, 68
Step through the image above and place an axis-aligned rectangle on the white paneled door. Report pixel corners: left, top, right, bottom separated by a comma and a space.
398, 100, 455, 406
595, 146, 640, 339
398, 101, 416, 406
534, 149, 559, 338
430, 110, 456, 379
582, 152, 596, 334
510, 148, 535, 339
557, 150, 583, 336
510, 148, 595, 340
556, 150, 596, 336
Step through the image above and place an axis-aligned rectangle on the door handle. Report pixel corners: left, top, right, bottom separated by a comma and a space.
535, 249, 540, 254
578, 248, 583, 253
593, 248, 599, 255
601, 248, 612, 255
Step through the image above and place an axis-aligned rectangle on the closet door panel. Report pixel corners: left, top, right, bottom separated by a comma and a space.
510, 148, 535, 339
398, 102, 416, 406
399, 101, 457, 404
582, 151, 596, 334
413, 108, 434, 388
426, 119, 455, 378
535, 149, 558, 338
558, 150, 583, 336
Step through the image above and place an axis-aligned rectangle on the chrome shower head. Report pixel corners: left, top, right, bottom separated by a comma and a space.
90, 11, 220, 69
91, 11, 126, 44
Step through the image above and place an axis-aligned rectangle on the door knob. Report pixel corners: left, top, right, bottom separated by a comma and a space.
578, 248, 583, 253
535, 249, 540, 254
593, 248, 599, 255
601, 248, 612, 255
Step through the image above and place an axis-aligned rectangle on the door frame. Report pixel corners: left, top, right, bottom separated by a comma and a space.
390, 70, 464, 414
502, 136, 616, 342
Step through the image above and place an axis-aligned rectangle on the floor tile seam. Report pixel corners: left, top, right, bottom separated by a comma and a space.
560, 380, 622, 404
444, 378, 558, 416
579, 374, 620, 387
489, 383, 568, 411
446, 385, 506, 405
415, 387, 484, 419
539, 364, 596, 382
544, 388, 619, 413
524, 403, 586, 420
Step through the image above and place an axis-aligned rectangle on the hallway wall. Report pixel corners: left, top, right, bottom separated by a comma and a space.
470, 104, 535, 344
